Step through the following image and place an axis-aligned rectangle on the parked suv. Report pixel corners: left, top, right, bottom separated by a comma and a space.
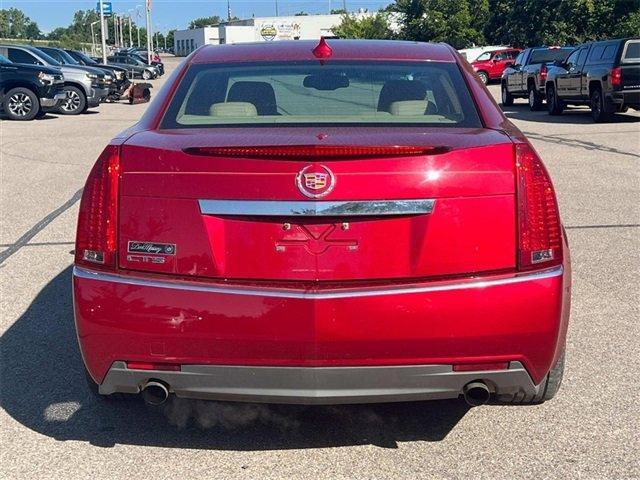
0, 54, 66, 120
65, 50, 130, 100
471, 48, 521, 84
38, 47, 128, 102
501, 46, 575, 110
0, 44, 110, 115
546, 38, 640, 121
118, 48, 164, 75
105, 54, 158, 80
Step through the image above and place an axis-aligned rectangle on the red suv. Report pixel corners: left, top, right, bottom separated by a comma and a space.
74, 39, 570, 408
472, 48, 522, 84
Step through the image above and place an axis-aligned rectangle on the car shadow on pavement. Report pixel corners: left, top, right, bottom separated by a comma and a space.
0, 267, 470, 450
501, 103, 640, 124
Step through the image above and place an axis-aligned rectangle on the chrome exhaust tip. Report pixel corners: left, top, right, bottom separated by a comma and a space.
462, 381, 491, 407
142, 380, 169, 406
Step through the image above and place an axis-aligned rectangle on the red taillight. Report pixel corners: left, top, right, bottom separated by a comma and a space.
183, 145, 449, 159
540, 64, 548, 83
75, 145, 120, 270
515, 143, 563, 271
610, 66, 622, 86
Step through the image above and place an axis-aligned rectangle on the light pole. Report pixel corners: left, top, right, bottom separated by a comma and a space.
135, 5, 143, 47
98, 1, 107, 63
113, 14, 118, 48
90, 20, 100, 56
119, 15, 124, 47
128, 9, 134, 47
145, 0, 153, 63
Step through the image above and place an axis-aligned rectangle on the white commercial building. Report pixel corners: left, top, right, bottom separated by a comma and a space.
174, 13, 370, 56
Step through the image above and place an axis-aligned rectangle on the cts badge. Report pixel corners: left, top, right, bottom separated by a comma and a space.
296, 165, 335, 198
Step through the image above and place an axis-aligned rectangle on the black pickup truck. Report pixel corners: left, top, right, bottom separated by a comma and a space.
546, 37, 640, 122
0, 54, 65, 120
501, 46, 574, 110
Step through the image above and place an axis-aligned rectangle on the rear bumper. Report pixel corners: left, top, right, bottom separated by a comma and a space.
74, 260, 571, 403
100, 360, 541, 404
610, 89, 640, 108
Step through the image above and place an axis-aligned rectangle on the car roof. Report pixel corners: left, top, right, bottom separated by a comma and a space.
190, 39, 457, 64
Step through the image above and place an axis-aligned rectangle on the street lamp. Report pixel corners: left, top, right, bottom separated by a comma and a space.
135, 5, 143, 47
90, 20, 100, 56
128, 9, 134, 47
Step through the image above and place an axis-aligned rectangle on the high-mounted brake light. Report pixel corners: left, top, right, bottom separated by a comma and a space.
610, 67, 622, 86
515, 143, 563, 271
183, 145, 449, 159
312, 37, 333, 59
540, 64, 548, 83
75, 145, 120, 270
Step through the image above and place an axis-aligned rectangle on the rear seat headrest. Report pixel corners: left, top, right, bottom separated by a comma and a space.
377, 80, 427, 112
388, 100, 439, 116
389, 100, 428, 116
209, 102, 258, 117
227, 81, 278, 116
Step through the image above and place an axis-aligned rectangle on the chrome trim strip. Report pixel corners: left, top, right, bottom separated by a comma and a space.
198, 199, 435, 217
73, 265, 563, 300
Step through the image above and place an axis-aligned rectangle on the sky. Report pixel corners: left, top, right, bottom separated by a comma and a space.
3, 0, 392, 33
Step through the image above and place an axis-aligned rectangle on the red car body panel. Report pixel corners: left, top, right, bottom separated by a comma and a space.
472, 49, 522, 80
75, 255, 570, 386
74, 40, 571, 402
117, 129, 516, 281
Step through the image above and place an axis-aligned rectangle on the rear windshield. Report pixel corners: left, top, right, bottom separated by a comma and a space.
530, 48, 573, 64
622, 40, 640, 63
160, 61, 482, 129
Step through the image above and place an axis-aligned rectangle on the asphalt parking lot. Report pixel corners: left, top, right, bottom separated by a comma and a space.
1, 55, 639, 479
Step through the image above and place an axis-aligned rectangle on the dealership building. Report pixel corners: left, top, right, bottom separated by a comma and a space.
173, 13, 363, 56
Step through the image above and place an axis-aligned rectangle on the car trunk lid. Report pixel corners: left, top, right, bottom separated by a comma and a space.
118, 127, 517, 282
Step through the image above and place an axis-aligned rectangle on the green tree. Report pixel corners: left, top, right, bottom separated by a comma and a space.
332, 12, 394, 39
188, 16, 221, 29
484, 0, 640, 47
394, 0, 484, 48
0, 7, 42, 39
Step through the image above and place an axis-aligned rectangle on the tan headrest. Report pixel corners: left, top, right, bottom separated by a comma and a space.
389, 100, 428, 116
209, 102, 258, 117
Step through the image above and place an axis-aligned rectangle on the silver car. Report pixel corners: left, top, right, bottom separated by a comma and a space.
0, 44, 111, 115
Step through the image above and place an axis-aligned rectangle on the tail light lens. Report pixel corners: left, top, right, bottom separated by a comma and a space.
540, 64, 548, 83
515, 143, 563, 271
610, 67, 622, 86
75, 145, 120, 270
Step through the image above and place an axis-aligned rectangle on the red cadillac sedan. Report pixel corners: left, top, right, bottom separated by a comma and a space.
74, 39, 571, 407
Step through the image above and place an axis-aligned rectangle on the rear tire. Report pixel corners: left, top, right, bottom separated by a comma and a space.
495, 350, 565, 404
546, 84, 563, 115
477, 71, 489, 85
528, 84, 543, 111
57, 86, 86, 115
501, 83, 514, 106
590, 87, 611, 122
2, 87, 39, 121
